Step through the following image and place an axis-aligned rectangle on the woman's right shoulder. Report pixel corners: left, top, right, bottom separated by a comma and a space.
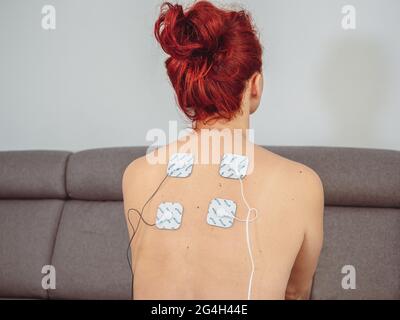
122, 146, 167, 186
122, 147, 169, 214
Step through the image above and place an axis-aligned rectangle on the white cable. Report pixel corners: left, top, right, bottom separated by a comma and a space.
224, 175, 258, 223
239, 176, 256, 300
230, 168, 258, 300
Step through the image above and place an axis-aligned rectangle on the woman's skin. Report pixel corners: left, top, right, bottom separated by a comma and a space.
122, 72, 324, 300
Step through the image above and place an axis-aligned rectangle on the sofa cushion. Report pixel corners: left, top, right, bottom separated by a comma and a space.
269, 146, 400, 208
49, 200, 131, 299
66, 147, 147, 201
0, 151, 70, 199
0, 200, 64, 299
65, 146, 400, 207
311, 206, 400, 299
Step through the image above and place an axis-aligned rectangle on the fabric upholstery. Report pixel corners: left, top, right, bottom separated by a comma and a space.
66, 147, 147, 201
0, 200, 64, 298
269, 146, 400, 208
312, 206, 400, 299
0, 146, 399, 299
0, 151, 70, 199
49, 200, 130, 299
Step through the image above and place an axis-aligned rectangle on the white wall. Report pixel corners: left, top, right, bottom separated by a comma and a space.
0, 0, 399, 152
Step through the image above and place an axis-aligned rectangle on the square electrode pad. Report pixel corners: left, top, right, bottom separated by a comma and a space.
207, 198, 237, 228
219, 153, 249, 179
156, 202, 183, 230
167, 153, 194, 178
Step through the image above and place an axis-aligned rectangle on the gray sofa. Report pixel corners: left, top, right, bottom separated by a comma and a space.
0, 146, 399, 300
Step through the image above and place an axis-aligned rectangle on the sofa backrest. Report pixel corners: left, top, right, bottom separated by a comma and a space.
0, 146, 399, 299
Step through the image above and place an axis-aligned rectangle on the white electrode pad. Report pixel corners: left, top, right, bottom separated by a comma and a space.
156, 202, 183, 230
207, 198, 237, 228
167, 153, 194, 178
219, 153, 249, 179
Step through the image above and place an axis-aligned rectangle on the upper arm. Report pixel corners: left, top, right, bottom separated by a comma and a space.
285, 166, 324, 300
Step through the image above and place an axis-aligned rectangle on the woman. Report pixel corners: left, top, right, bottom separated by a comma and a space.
123, 0, 324, 300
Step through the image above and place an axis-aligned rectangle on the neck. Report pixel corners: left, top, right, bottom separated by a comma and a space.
187, 110, 253, 160
193, 110, 250, 132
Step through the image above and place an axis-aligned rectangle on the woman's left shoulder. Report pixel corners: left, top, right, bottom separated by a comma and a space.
253, 145, 324, 206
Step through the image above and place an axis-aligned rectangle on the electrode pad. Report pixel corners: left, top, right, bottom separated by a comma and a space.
207, 198, 237, 228
155, 202, 183, 230
219, 154, 249, 179
167, 153, 194, 178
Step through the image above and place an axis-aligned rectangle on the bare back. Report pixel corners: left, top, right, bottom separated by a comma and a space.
122, 139, 324, 300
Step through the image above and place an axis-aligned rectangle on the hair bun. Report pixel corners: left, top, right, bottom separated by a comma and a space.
154, 1, 224, 60
154, 1, 262, 123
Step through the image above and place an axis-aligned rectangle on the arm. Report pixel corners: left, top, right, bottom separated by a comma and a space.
285, 168, 324, 300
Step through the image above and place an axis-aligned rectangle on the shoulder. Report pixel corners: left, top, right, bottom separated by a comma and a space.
122, 146, 170, 219
255, 145, 323, 187
122, 147, 167, 190
254, 145, 324, 214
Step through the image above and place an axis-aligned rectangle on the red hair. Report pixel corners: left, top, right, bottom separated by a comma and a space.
154, 0, 262, 123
